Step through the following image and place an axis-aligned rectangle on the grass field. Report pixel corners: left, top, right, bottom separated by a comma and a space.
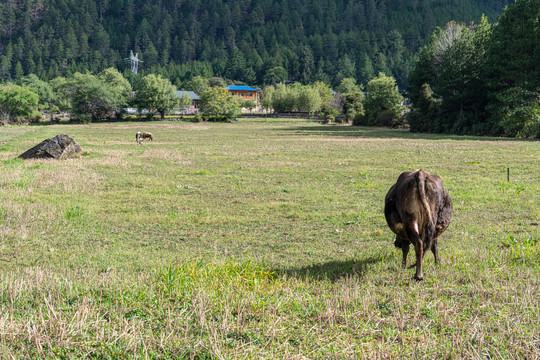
0, 119, 539, 359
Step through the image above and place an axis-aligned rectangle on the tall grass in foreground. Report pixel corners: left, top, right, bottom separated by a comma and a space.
0, 120, 538, 358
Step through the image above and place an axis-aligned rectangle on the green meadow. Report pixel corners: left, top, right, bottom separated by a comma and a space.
0, 119, 538, 359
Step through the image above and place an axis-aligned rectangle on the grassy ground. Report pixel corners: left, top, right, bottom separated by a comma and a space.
0, 119, 538, 359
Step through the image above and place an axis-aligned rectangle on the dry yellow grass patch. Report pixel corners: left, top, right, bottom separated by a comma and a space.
0, 268, 161, 357
87, 149, 132, 168
140, 148, 192, 165
29, 160, 103, 194
0, 200, 57, 241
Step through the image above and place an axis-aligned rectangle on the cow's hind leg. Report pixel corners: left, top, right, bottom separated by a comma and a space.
399, 238, 410, 268
431, 238, 440, 265
406, 226, 424, 281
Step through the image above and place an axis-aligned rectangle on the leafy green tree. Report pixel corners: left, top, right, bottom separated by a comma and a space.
199, 86, 241, 121
407, 22, 489, 134
225, 47, 246, 80
185, 76, 209, 95
0, 55, 12, 81
99, 68, 132, 117
134, 74, 180, 120
311, 81, 334, 108
408, 8, 539, 138
177, 92, 194, 112
313, 60, 331, 85
143, 42, 159, 68
0, 84, 39, 123
241, 99, 257, 113
386, 30, 406, 71
435, 23, 492, 134
14, 61, 24, 80
261, 85, 275, 113
270, 83, 298, 113
334, 55, 356, 86
50, 77, 72, 115
209, 77, 227, 87
19, 74, 57, 121
360, 73, 404, 127
240, 66, 257, 84
297, 86, 322, 114
337, 78, 362, 94
343, 92, 365, 123
62, 73, 119, 122
407, 30, 439, 119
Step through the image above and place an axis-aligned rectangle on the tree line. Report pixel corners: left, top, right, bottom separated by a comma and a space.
0, 68, 404, 126
0, 69, 192, 124
407, 0, 539, 138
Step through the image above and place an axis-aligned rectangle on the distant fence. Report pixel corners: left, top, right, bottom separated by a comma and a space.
239, 112, 347, 121
273, 112, 311, 118
239, 112, 314, 119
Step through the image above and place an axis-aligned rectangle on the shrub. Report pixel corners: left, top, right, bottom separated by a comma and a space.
29, 110, 43, 124
345, 108, 356, 123
206, 115, 235, 123
322, 114, 335, 124
353, 112, 368, 126
193, 113, 204, 122
376, 109, 404, 128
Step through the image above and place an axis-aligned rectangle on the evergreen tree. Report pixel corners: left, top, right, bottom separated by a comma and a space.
408, 2, 539, 138
360, 54, 375, 85
14, 62, 24, 80
485, 0, 540, 137
225, 47, 246, 80
264, 66, 288, 85
299, 46, 314, 84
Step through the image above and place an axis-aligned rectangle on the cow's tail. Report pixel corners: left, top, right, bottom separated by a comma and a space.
416, 170, 435, 247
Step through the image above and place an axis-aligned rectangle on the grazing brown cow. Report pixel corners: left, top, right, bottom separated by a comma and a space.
136, 131, 153, 145
384, 169, 452, 281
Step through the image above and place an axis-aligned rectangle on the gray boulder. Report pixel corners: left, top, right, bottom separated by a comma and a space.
19, 134, 82, 160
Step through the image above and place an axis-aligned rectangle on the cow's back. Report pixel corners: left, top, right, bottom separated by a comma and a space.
385, 170, 452, 241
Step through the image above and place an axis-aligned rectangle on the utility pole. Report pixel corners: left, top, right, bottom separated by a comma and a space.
125, 50, 142, 75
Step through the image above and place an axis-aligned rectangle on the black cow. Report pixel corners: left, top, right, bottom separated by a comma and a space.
384, 170, 452, 280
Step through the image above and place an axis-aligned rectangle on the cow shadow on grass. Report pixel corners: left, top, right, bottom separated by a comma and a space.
284, 125, 540, 142
274, 256, 383, 282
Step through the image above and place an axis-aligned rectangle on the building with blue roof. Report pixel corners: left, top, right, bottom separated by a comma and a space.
226, 85, 261, 102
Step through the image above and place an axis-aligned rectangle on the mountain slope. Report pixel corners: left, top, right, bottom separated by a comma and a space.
0, 0, 511, 87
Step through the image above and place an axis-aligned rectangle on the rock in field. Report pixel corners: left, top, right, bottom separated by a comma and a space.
19, 134, 82, 160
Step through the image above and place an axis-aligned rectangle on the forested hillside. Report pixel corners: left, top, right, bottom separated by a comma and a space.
0, 0, 509, 88
407, 0, 540, 138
